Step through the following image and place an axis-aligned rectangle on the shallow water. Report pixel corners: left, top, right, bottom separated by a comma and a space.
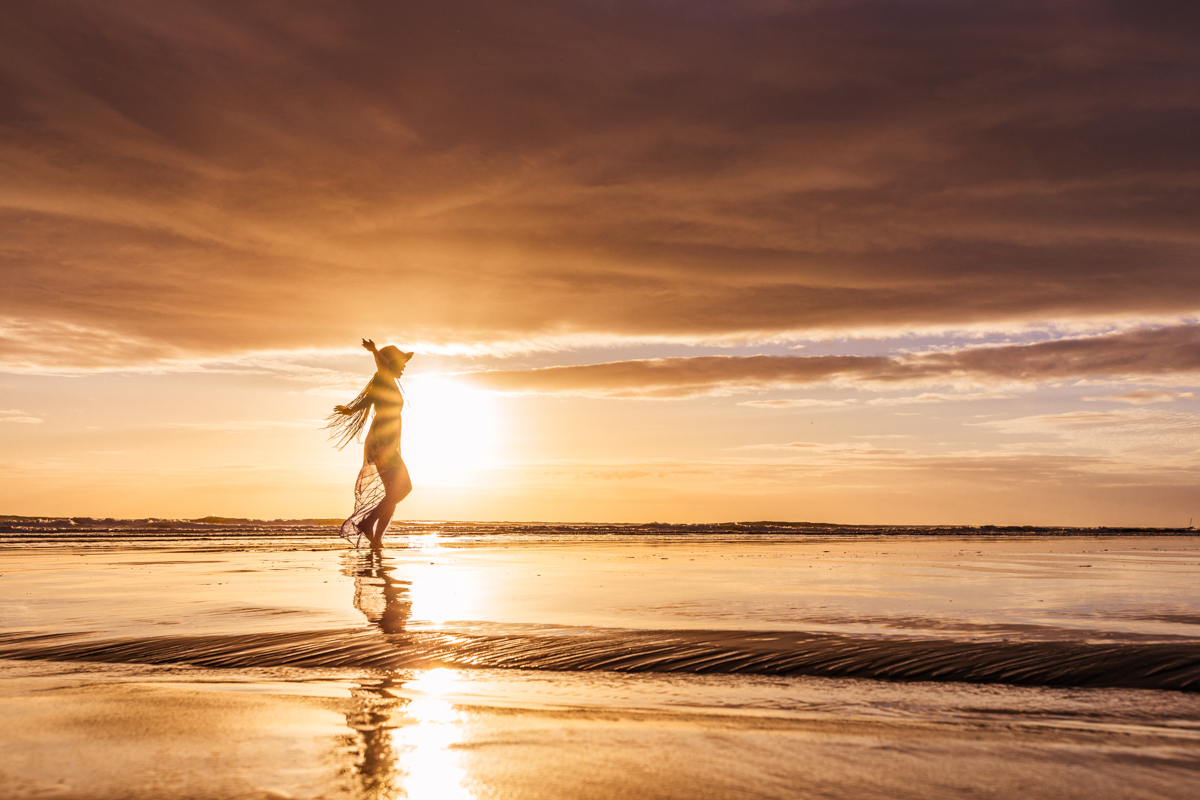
2, 521, 1199, 799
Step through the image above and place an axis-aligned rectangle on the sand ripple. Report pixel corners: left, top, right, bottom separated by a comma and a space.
3, 627, 1198, 691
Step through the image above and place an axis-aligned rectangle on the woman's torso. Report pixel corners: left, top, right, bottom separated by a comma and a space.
364, 374, 403, 464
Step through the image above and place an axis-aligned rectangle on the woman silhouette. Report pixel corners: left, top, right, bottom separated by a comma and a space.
327, 339, 413, 548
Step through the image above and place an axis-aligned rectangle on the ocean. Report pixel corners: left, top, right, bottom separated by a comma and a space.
2, 519, 1199, 799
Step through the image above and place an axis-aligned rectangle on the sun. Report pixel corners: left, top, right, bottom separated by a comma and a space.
400, 376, 499, 487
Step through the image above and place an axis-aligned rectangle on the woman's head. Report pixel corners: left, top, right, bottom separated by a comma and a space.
377, 345, 413, 376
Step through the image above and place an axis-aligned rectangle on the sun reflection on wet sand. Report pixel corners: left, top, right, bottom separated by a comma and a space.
405, 667, 462, 696
406, 532, 443, 551
392, 697, 473, 799
396, 669, 472, 799
340, 671, 474, 800
400, 532, 480, 625
409, 566, 478, 627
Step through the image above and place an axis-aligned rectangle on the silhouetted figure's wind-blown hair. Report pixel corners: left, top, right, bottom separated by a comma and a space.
324, 379, 374, 450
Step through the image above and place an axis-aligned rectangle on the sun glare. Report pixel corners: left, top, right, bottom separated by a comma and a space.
401, 376, 498, 487
409, 562, 478, 625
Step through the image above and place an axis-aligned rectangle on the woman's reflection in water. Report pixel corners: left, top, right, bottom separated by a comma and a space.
346, 548, 412, 634
338, 552, 474, 799
339, 549, 412, 798
340, 678, 403, 800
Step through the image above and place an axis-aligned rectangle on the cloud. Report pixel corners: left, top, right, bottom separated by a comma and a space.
722, 441, 1178, 485
738, 398, 858, 408
738, 392, 1016, 409
0, 408, 42, 424
1083, 390, 1196, 405
867, 392, 1018, 406
464, 324, 1200, 397
980, 408, 1200, 458
742, 441, 915, 457
0, 2, 1198, 367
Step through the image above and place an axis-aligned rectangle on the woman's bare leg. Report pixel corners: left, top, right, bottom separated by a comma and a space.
367, 461, 412, 549
357, 508, 378, 542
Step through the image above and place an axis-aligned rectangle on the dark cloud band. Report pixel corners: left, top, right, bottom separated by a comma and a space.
464, 325, 1200, 397
0, 1, 1198, 363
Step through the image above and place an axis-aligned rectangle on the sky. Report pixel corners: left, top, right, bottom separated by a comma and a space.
2, 0, 1199, 525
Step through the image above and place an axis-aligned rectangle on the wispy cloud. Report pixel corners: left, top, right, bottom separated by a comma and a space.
745, 441, 914, 457
980, 409, 1200, 458
867, 392, 1018, 406
0, 408, 42, 424
463, 325, 1200, 398
1083, 390, 1196, 405
738, 398, 858, 408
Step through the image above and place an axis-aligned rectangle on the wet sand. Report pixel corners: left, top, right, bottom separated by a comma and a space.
2, 522, 1199, 798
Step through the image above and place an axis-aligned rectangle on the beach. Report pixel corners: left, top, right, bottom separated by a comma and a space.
2, 520, 1199, 799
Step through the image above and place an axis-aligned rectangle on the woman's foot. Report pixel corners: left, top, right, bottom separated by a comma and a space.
367, 524, 384, 550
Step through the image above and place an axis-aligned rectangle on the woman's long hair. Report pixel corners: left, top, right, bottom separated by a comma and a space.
325, 378, 375, 450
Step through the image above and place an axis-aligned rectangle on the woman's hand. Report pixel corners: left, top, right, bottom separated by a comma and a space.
334, 405, 352, 415
362, 338, 377, 352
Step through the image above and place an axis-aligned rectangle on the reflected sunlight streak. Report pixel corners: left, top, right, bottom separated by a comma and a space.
393, 670, 474, 800
406, 532, 444, 551
409, 565, 478, 625
406, 668, 462, 698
